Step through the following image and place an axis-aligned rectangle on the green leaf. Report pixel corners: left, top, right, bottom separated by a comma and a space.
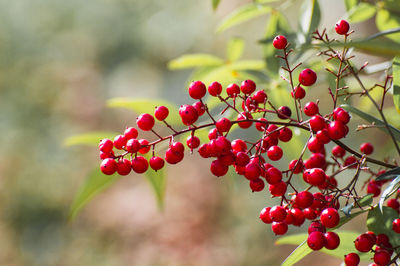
168, 54, 224, 70
333, 209, 369, 229
376, 167, 400, 181
256, 0, 279, 3
64, 131, 119, 147
227, 60, 266, 71
216, 4, 271, 33
299, 0, 320, 36
340, 104, 400, 141
367, 206, 400, 246
69, 168, 122, 221
348, 3, 376, 23
280, 240, 312, 266
341, 194, 373, 217
349, 39, 400, 57
144, 168, 166, 210
107, 98, 181, 125
344, 0, 357, 11
376, 9, 400, 43
212, 0, 221, 10
227, 38, 245, 62
379, 175, 400, 211
392, 56, 400, 113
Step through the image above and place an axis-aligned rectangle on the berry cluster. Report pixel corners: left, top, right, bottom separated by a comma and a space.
97, 19, 400, 265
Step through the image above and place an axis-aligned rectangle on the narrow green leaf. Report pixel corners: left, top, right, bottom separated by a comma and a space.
64, 131, 119, 147
340, 104, 400, 141
348, 3, 376, 23
212, 0, 221, 10
333, 209, 369, 229
216, 4, 271, 33
341, 194, 373, 217
379, 175, 400, 212
280, 240, 312, 266
256, 0, 279, 3
392, 56, 400, 113
299, 0, 320, 36
344, 0, 357, 11
349, 39, 400, 57
107, 98, 181, 125
69, 168, 122, 221
376, 167, 400, 181
376, 9, 400, 43
227, 38, 245, 62
144, 168, 166, 210
168, 54, 224, 70
367, 206, 400, 246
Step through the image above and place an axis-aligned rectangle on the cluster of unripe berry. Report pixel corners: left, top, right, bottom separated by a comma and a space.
97, 19, 399, 265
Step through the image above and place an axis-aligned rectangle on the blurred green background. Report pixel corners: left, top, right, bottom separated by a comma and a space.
0, 0, 397, 265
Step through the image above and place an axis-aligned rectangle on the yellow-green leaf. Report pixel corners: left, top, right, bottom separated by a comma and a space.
299, 0, 320, 35
376, 9, 400, 43
144, 168, 166, 210
348, 3, 376, 23
212, 0, 221, 10
168, 54, 224, 70
64, 131, 119, 147
227, 38, 245, 62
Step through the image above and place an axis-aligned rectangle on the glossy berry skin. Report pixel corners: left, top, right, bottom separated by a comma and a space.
188, 81, 206, 99
126, 139, 141, 153
291, 86, 305, 99
186, 135, 200, 149
192, 101, 205, 116
307, 137, 324, 153
309, 115, 326, 131
179, 104, 199, 125
250, 178, 265, 192
335, 19, 350, 35
139, 139, 151, 154
240, 79, 256, 94
387, 198, 400, 212
208, 81, 222, 96
253, 90, 267, 103
269, 181, 287, 197
328, 120, 346, 140
237, 112, 253, 128
259, 207, 272, 224
355, 233, 375, 252
272, 35, 287, 49
210, 159, 229, 177
154, 106, 169, 121
277, 106, 292, 119
244, 163, 261, 180
216, 117, 232, 133
113, 135, 127, 150
308, 221, 326, 234
124, 127, 138, 140
294, 191, 314, 209
299, 68, 317, 86
116, 158, 132, 175
344, 253, 360, 266
226, 83, 240, 97
316, 129, 330, 144
131, 156, 149, 173
100, 158, 117, 175
99, 138, 114, 153
136, 113, 155, 131
271, 221, 288, 235
324, 232, 340, 250
267, 145, 283, 161
307, 231, 326, 250
304, 102, 319, 116
279, 127, 293, 142
289, 159, 304, 174
149, 156, 165, 171
231, 139, 247, 152
269, 206, 287, 222
320, 208, 340, 228
367, 181, 381, 197
360, 142, 374, 155
332, 145, 346, 158
373, 250, 391, 266
304, 168, 326, 186
265, 167, 282, 184
393, 218, 400, 233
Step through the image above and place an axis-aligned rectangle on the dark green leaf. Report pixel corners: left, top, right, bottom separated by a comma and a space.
379, 175, 400, 211
340, 104, 400, 141
144, 168, 166, 210
64, 131, 119, 147
168, 54, 224, 70
348, 3, 376, 23
227, 38, 245, 62
299, 0, 320, 36
367, 206, 400, 246
376, 167, 400, 181
392, 56, 400, 113
376, 9, 400, 43
212, 0, 221, 10
216, 4, 271, 33
69, 168, 122, 221
341, 194, 373, 217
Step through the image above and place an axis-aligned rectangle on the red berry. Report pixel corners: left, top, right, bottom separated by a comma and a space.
117, 158, 132, 175
126, 138, 141, 153
100, 151, 114, 160
289, 159, 304, 174
387, 198, 400, 212
165, 148, 184, 164
192, 101, 205, 116
279, 127, 292, 142
259, 207, 272, 224
237, 112, 253, 128
244, 163, 261, 180
393, 218, 400, 233
334, 108, 351, 124
253, 90, 267, 103
149, 156, 165, 171
226, 83, 240, 97
309, 115, 326, 131
360, 142, 374, 155
266, 124, 280, 139
138, 139, 150, 154
308, 221, 326, 234
376, 234, 391, 247
124, 127, 138, 140
231, 139, 247, 152
291, 86, 306, 99
179, 104, 199, 125
240, 79, 256, 94
316, 129, 330, 144
272, 35, 287, 49
99, 138, 114, 153
344, 155, 358, 168
188, 81, 206, 99
291, 208, 305, 226
299, 68, 317, 86
303, 208, 317, 220
136, 113, 155, 131
264, 167, 282, 184
131, 156, 149, 173
186, 135, 200, 149
335, 19, 350, 35
373, 250, 391, 266
269, 206, 287, 222
320, 208, 340, 228
328, 120, 346, 140
304, 153, 326, 169
255, 117, 269, 131
250, 178, 265, 192
344, 253, 360, 266
277, 106, 292, 119
113, 134, 127, 150
307, 137, 324, 153
267, 145, 283, 161
355, 233, 375, 252
367, 181, 381, 197
154, 106, 169, 121
324, 232, 340, 250
332, 145, 346, 158
208, 81, 222, 96
269, 181, 287, 197
294, 191, 314, 209
304, 102, 319, 116
100, 158, 117, 175
305, 168, 326, 186
210, 159, 229, 177
235, 152, 250, 166
216, 117, 232, 133
271, 221, 288, 235
307, 231, 326, 250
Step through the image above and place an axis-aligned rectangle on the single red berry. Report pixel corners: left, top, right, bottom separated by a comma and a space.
100, 151, 114, 160
373, 250, 391, 266
387, 198, 400, 212
170, 141, 185, 154
308, 221, 326, 234
304, 102, 319, 116
289, 159, 304, 174
376, 234, 391, 247
188, 81, 206, 99
113, 134, 127, 150
126, 138, 141, 153
138, 139, 150, 154
154, 106, 169, 121
304, 153, 326, 169
124, 127, 138, 140
316, 129, 330, 144
208, 128, 218, 140
244, 163, 261, 180
279, 127, 292, 142
344, 253, 360, 266
335, 19, 350, 35
99, 138, 114, 153
240, 79, 256, 94
269, 206, 287, 222
186, 135, 200, 149
117, 158, 132, 175
305, 168, 326, 186
216, 117, 232, 133
259, 207, 272, 224
226, 83, 240, 97
332, 145, 346, 158
360, 142, 374, 155
192, 101, 206, 116
324, 232, 340, 250
367, 181, 381, 197
320, 208, 340, 228
303, 208, 317, 220
100, 158, 117, 175
299, 68, 317, 86
291, 208, 305, 226
277, 106, 292, 119
334, 109, 351, 124
309, 115, 326, 131
264, 167, 282, 184
344, 155, 358, 168
393, 218, 400, 233
198, 144, 210, 158
294, 191, 314, 209
291, 86, 306, 99
136, 113, 155, 131
131, 156, 149, 173
355, 233, 375, 252
208, 81, 222, 96
253, 90, 267, 103
307, 137, 324, 153
210, 159, 229, 177
179, 104, 199, 125
328, 120, 346, 140
250, 178, 265, 192
307, 231, 326, 250
269, 181, 287, 197
266, 124, 280, 139
165, 148, 184, 164
235, 152, 250, 166
272, 35, 287, 49
237, 112, 253, 128
267, 145, 283, 161
231, 139, 247, 152
255, 117, 269, 132
271, 221, 288, 235
149, 156, 165, 171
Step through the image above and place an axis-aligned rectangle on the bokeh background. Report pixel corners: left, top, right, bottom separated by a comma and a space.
0, 0, 396, 265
